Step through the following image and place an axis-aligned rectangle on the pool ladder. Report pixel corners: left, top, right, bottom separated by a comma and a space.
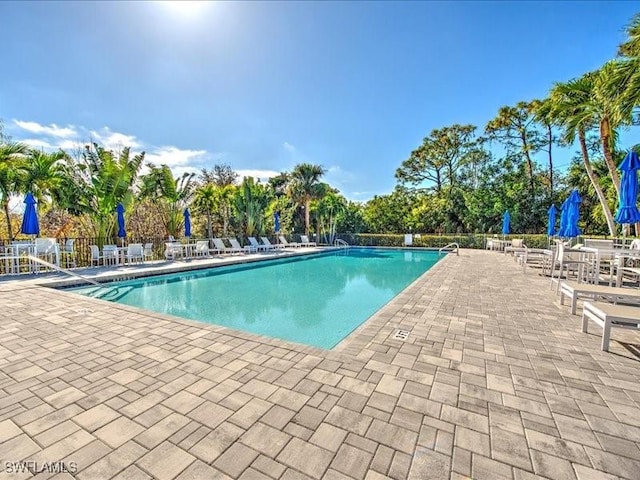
334, 239, 350, 249
438, 243, 459, 256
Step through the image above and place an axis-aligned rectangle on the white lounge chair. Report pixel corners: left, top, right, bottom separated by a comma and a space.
581, 301, 640, 351
300, 235, 317, 247
559, 280, 640, 315
261, 237, 282, 250
229, 238, 254, 253
504, 239, 524, 256
213, 238, 241, 255
248, 237, 271, 251
279, 235, 300, 248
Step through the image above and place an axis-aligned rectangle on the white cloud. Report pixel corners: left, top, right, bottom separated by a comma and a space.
20, 138, 55, 149
14, 120, 77, 138
324, 165, 357, 187
145, 146, 209, 167
89, 127, 142, 151
10, 118, 283, 188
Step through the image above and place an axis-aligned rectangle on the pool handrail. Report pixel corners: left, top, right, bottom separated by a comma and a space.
24, 255, 101, 285
334, 239, 350, 249
438, 243, 459, 256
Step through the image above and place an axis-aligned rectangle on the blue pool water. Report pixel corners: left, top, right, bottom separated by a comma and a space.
71, 248, 442, 349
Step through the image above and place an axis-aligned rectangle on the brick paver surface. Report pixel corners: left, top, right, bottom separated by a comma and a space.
1, 249, 640, 479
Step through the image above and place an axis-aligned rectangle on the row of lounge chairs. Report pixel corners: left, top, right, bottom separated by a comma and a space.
164, 236, 318, 260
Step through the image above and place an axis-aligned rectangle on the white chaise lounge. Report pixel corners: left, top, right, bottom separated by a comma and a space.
279, 236, 300, 248
581, 301, 640, 351
300, 235, 317, 247
559, 281, 640, 315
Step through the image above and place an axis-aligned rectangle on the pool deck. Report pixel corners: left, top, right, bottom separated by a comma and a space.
1, 248, 640, 480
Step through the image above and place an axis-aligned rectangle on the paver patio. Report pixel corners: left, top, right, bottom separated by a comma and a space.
1, 248, 640, 479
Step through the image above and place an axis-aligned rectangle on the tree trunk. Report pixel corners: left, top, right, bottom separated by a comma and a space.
520, 130, 535, 196
304, 198, 310, 236
546, 124, 554, 199
600, 117, 621, 197
206, 211, 213, 239
3, 198, 13, 240
579, 130, 616, 236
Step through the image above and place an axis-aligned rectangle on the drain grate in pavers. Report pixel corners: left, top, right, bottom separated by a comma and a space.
393, 329, 410, 340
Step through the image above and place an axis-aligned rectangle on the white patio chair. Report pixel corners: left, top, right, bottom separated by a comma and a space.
550, 241, 590, 292
194, 240, 210, 258
143, 243, 154, 262
60, 239, 77, 268
34, 238, 59, 272
89, 245, 103, 266
164, 242, 184, 260
126, 243, 144, 264
102, 245, 119, 266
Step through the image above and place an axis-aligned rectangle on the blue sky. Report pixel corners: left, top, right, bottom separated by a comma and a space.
1, 1, 638, 201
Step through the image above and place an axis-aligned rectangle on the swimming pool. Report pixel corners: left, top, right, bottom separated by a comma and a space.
72, 248, 442, 348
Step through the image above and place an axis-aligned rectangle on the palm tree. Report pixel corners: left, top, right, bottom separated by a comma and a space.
0, 142, 29, 239
591, 62, 629, 197
289, 163, 326, 236
546, 77, 616, 235
24, 149, 67, 212
234, 178, 270, 238
215, 184, 236, 237
139, 164, 196, 238
315, 187, 346, 244
193, 183, 217, 240
59, 143, 144, 241
616, 13, 640, 128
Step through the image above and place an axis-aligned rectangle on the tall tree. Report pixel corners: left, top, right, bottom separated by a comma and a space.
193, 183, 217, 239
485, 102, 542, 198
289, 163, 326, 236
24, 149, 67, 211
546, 77, 616, 235
531, 98, 559, 200
200, 164, 238, 187
234, 177, 270, 238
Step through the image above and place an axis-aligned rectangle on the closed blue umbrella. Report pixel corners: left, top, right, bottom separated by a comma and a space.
564, 189, 582, 238
274, 211, 280, 233
557, 198, 569, 237
502, 211, 510, 235
614, 150, 640, 225
547, 204, 557, 236
20, 192, 39, 236
184, 208, 192, 238
116, 203, 126, 239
